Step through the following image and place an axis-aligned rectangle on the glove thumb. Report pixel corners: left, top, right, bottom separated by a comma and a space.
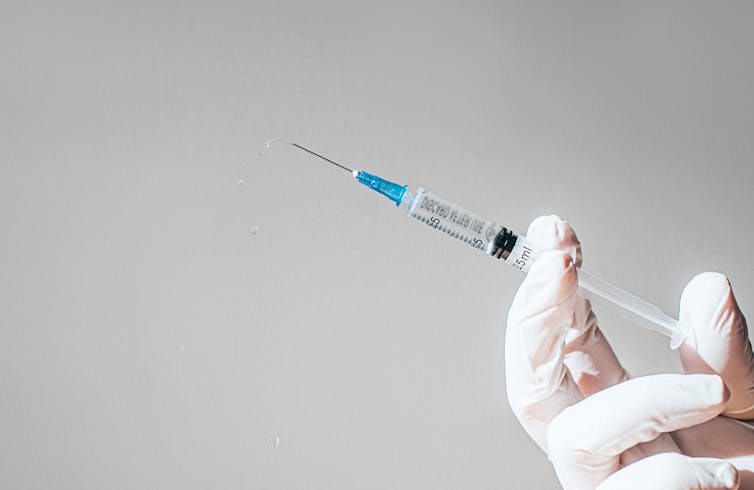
679, 272, 754, 418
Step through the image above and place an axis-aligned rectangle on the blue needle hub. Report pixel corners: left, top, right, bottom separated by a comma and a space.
353, 170, 408, 206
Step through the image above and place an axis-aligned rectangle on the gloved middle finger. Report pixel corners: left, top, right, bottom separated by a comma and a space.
547, 373, 729, 490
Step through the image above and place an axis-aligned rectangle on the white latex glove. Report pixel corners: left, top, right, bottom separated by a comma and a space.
505, 215, 754, 490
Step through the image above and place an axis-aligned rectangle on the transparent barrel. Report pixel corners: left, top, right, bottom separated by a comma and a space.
404, 188, 536, 272
402, 187, 688, 348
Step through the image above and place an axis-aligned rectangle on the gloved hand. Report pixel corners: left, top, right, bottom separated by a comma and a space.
505, 215, 754, 490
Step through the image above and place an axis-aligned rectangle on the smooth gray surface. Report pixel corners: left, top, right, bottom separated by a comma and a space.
2, 1, 753, 488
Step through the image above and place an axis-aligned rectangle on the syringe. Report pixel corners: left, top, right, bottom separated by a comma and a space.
276, 141, 690, 349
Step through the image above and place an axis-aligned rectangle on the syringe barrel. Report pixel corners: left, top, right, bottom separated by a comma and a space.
402, 186, 688, 348
404, 187, 537, 272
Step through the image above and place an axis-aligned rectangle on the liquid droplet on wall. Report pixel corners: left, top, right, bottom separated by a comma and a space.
250, 226, 259, 236
237, 179, 245, 186
269, 435, 280, 448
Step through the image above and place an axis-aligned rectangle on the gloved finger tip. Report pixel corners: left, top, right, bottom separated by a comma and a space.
679, 271, 742, 334
527, 214, 563, 230
526, 215, 581, 264
715, 461, 740, 489
723, 380, 732, 405
681, 271, 730, 300
528, 249, 576, 280
526, 215, 571, 242
683, 373, 730, 407
716, 375, 731, 405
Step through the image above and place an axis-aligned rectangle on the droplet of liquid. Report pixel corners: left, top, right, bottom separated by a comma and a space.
178, 345, 184, 356
258, 139, 292, 159
250, 226, 259, 236
241, 161, 248, 166
269, 435, 280, 448
237, 179, 245, 186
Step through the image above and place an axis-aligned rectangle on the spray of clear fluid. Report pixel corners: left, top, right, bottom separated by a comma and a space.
262, 140, 689, 349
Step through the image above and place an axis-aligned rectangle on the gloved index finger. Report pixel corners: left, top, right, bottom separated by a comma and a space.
525, 215, 627, 396
505, 249, 583, 451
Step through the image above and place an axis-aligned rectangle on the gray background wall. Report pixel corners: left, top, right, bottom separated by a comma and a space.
2, 1, 753, 488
